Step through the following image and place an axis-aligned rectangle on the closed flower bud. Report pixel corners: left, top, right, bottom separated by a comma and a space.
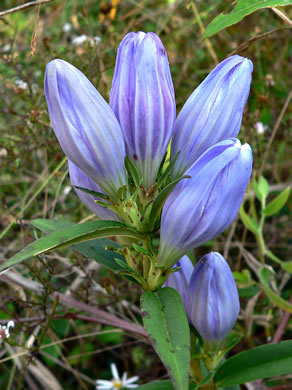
68, 161, 119, 221
187, 252, 240, 343
110, 32, 176, 189
44, 59, 127, 200
171, 55, 253, 177
158, 139, 252, 267
164, 255, 194, 306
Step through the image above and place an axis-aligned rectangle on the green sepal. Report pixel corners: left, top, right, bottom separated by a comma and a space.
146, 175, 191, 231
156, 151, 180, 188
114, 258, 146, 289
132, 243, 152, 257
125, 156, 141, 188
74, 186, 110, 200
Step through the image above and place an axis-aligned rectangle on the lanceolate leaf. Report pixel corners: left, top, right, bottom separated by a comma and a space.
31, 218, 125, 272
141, 287, 190, 390
203, 0, 292, 38
214, 340, 292, 386
0, 220, 147, 273
239, 205, 259, 234
264, 186, 291, 217
258, 267, 292, 313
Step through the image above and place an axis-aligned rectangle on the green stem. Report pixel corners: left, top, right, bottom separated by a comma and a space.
256, 197, 266, 263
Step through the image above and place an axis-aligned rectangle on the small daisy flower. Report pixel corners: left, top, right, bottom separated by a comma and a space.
96, 363, 139, 389
255, 121, 268, 135
72, 34, 88, 46
0, 320, 15, 341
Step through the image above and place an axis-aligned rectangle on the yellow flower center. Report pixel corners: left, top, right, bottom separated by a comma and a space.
112, 380, 123, 389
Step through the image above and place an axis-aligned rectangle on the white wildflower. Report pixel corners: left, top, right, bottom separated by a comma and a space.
255, 121, 268, 135
15, 79, 28, 90
96, 363, 139, 389
0, 321, 15, 341
72, 34, 88, 46
63, 23, 72, 33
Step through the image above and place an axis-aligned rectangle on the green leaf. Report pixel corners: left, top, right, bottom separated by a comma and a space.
214, 340, 292, 386
1, 220, 147, 273
146, 175, 191, 231
141, 287, 190, 390
258, 176, 269, 199
31, 218, 73, 232
258, 267, 292, 313
264, 187, 290, 217
138, 380, 174, 389
266, 250, 292, 274
203, 0, 292, 38
31, 219, 125, 272
239, 205, 259, 234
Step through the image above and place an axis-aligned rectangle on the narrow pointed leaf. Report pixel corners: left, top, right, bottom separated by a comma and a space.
258, 267, 292, 313
141, 287, 190, 390
1, 220, 147, 272
203, 1, 292, 39
264, 186, 290, 217
32, 220, 128, 264
214, 340, 292, 386
239, 205, 259, 234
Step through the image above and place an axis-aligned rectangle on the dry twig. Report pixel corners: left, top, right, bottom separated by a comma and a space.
0, 0, 53, 18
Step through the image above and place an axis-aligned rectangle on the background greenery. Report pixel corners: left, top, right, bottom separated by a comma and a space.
0, 0, 291, 389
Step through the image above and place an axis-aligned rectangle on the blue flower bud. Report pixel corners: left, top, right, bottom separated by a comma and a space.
158, 138, 252, 267
171, 55, 253, 177
68, 161, 120, 221
44, 59, 127, 200
110, 32, 176, 189
163, 255, 194, 306
187, 252, 240, 343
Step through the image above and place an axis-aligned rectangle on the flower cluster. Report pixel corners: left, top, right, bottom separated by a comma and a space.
44, 31, 253, 290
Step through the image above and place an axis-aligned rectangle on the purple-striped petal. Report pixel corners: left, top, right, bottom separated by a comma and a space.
187, 252, 240, 342
44, 59, 127, 200
172, 55, 253, 177
158, 138, 252, 267
110, 32, 176, 189
164, 255, 194, 307
68, 160, 120, 221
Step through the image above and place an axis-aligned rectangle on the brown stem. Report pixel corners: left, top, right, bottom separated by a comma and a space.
0, 0, 53, 18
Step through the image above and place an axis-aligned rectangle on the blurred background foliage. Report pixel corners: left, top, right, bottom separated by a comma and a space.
0, 0, 291, 389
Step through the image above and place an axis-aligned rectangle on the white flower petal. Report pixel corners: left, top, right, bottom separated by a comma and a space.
110, 363, 120, 381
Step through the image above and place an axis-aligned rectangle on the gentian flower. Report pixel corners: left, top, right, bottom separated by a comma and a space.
164, 252, 239, 344
110, 32, 176, 189
158, 138, 253, 268
171, 55, 253, 177
68, 160, 119, 221
164, 255, 193, 304
44, 59, 127, 201
187, 252, 240, 344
